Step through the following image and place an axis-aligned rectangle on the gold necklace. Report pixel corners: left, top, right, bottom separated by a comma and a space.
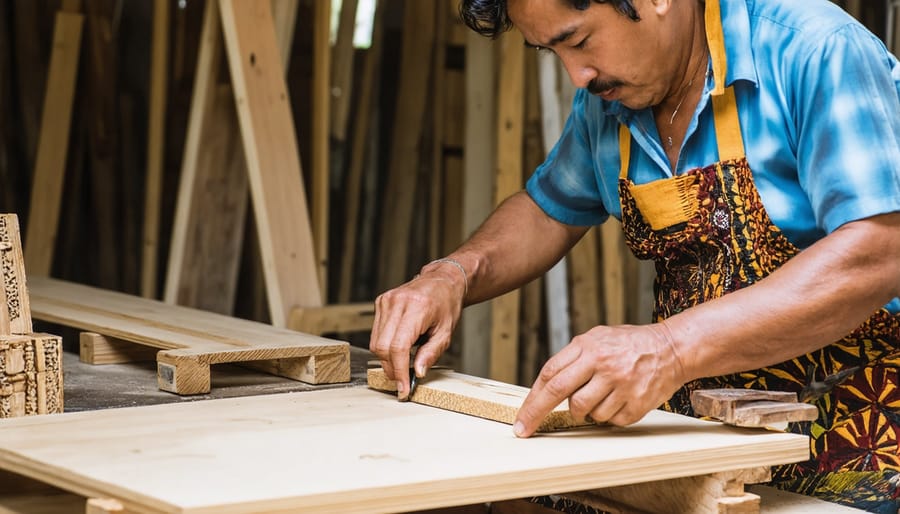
664, 59, 707, 149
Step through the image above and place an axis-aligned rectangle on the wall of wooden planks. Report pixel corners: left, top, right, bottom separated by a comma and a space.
0, 0, 891, 384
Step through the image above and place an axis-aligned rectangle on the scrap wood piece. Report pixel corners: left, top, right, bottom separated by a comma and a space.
29, 276, 350, 394
367, 367, 590, 432
691, 389, 818, 428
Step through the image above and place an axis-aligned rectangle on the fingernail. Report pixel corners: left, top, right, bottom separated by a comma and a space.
396, 381, 404, 395
513, 421, 525, 437
415, 364, 425, 378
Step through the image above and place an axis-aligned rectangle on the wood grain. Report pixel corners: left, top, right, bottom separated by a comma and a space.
29, 277, 349, 394
0, 387, 809, 513
219, 0, 323, 325
369, 368, 591, 432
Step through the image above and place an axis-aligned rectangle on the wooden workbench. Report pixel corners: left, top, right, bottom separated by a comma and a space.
0, 384, 809, 513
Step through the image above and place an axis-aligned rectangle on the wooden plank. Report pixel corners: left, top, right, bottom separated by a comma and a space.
311, 0, 331, 293
270, 0, 298, 69
376, 1, 437, 292
537, 53, 572, 354
219, 0, 323, 325
23, 11, 83, 277
460, 30, 496, 377
367, 368, 588, 432
140, 0, 170, 299
329, 0, 358, 143
29, 277, 349, 394
287, 302, 375, 335
601, 219, 627, 325
569, 229, 602, 334
337, 1, 384, 304
0, 387, 809, 513
429, 2, 449, 261
691, 389, 818, 428
164, 0, 237, 311
0, 215, 31, 335
489, 30, 525, 384
79, 332, 157, 365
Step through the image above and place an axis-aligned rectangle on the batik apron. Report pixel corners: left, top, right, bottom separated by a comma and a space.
615, 1, 899, 510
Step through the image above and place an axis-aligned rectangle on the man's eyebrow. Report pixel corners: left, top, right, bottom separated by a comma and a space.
525, 27, 578, 49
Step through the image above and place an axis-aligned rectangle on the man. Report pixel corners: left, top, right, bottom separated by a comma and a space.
370, 0, 900, 510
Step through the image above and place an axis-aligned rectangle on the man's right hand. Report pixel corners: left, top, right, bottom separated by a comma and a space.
369, 259, 467, 399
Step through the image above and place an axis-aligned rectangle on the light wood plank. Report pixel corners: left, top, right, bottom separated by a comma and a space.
219, 0, 323, 327
367, 368, 588, 432
23, 11, 83, 277
79, 332, 157, 365
337, 1, 384, 304
270, 0, 298, 69
30, 277, 349, 393
140, 0, 170, 299
311, 0, 331, 293
537, 53, 573, 355
490, 30, 525, 384
460, 31, 496, 377
287, 302, 374, 335
0, 387, 809, 513
601, 219, 627, 325
376, 1, 437, 291
329, 0, 358, 143
569, 228, 602, 334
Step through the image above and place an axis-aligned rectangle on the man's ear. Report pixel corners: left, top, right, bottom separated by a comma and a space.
648, 0, 674, 16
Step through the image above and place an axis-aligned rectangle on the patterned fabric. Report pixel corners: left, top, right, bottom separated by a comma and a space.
619, 155, 900, 512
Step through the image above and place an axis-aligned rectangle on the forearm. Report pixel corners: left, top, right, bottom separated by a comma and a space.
429, 191, 587, 305
665, 212, 900, 380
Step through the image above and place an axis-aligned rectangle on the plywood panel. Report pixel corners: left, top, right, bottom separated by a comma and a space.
0, 387, 808, 513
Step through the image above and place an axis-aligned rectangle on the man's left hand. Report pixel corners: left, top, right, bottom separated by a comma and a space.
513, 323, 688, 437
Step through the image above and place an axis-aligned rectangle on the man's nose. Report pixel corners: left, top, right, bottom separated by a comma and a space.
560, 56, 598, 89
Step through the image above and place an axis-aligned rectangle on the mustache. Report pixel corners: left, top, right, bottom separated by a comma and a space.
587, 79, 625, 95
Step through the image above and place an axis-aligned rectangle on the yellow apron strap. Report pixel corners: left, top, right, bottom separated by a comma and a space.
705, 0, 727, 96
712, 87, 745, 161
618, 124, 631, 179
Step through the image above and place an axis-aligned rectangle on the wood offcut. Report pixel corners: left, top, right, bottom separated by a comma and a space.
367, 367, 589, 432
691, 388, 819, 428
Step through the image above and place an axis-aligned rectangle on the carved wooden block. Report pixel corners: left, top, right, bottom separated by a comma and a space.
0, 215, 32, 336
0, 334, 64, 417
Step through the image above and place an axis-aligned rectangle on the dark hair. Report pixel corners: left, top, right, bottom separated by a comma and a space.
460, 0, 640, 39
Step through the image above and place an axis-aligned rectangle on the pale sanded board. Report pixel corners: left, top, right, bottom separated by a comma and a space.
0, 387, 810, 513
367, 368, 590, 432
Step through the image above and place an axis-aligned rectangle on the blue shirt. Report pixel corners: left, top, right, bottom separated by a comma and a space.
526, 0, 900, 311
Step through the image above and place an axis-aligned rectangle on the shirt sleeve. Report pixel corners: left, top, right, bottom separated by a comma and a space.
794, 22, 900, 233
526, 90, 609, 227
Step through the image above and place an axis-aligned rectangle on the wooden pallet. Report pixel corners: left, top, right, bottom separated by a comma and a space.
28, 276, 350, 394
0, 386, 809, 513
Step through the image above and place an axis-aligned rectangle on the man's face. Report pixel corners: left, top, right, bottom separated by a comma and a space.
508, 0, 675, 110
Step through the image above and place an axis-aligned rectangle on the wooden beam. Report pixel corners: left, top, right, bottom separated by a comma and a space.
601, 219, 627, 325
287, 303, 375, 336
337, 1, 384, 304
489, 30, 525, 384
140, 0, 170, 299
219, 0, 323, 325
311, 0, 331, 294
460, 31, 496, 377
23, 11, 83, 277
79, 332, 157, 365
376, 1, 437, 291
270, 0, 298, 69
329, 0, 358, 143
367, 368, 589, 432
537, 53, 572, 355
